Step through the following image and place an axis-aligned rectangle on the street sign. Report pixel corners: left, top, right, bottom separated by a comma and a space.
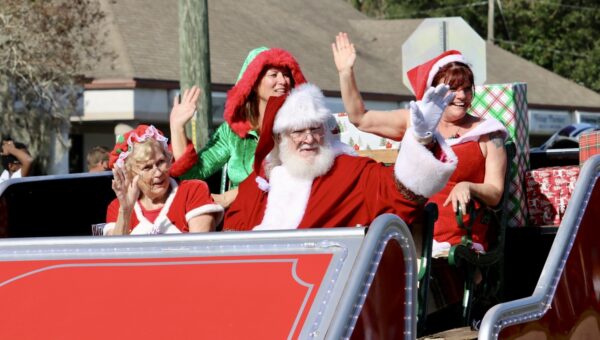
402, 17, 486, 94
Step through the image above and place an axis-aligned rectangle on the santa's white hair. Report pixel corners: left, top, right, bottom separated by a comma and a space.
273, 83, 331, 134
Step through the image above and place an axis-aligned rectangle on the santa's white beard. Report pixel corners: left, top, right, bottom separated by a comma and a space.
278, 138, 335, 180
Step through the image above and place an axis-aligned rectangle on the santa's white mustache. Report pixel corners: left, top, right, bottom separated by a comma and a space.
299, 144, 317, 150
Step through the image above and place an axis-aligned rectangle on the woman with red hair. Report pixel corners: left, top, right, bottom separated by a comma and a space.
332, 32, 507, 255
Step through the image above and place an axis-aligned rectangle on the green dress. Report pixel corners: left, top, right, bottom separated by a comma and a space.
180, 123, 258, 189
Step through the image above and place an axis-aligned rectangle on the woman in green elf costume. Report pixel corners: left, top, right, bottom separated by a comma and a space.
169, 47, 307, 208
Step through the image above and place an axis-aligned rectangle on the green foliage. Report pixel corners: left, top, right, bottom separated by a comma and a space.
0, 0, 110, 174
496, 0, 600, 92
345, 0, 600, 92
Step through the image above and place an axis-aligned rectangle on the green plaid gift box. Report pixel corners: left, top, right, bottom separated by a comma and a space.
469, 83, 530, 228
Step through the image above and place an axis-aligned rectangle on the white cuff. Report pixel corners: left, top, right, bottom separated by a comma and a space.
394, 128, 457, 197
102, 222, 115, 236
186, 204, 224, 225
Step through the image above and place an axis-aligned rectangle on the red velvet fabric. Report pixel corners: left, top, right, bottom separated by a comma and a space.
428, 141, 488, 249
168, 140, 198, 177
253, 95, 287, 176
406, 50, 462, 100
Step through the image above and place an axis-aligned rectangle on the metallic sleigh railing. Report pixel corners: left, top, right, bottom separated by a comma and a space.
0, 213, 418, 340
479, 155, 600, 339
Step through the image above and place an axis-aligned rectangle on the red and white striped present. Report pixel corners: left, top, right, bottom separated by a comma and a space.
526, 166, 580, 226
579, 130, 600, 165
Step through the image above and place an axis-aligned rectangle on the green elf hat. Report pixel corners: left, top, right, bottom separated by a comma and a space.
236, 47, 269, 83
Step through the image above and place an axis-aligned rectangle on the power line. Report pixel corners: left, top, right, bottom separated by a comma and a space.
493, 38, 591, 58
495, 0, 512, 42
423, 1, 488, 12
387, 1, 487, 17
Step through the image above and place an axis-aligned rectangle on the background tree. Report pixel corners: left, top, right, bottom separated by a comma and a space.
0, 0, 110, 174
345, 0, 600, 92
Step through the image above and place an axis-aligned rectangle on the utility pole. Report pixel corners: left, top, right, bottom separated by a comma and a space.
487, 0, 494, 43
179, 0, 212, 148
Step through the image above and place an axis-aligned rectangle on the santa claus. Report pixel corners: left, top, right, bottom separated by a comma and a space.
224, 83, 457, 230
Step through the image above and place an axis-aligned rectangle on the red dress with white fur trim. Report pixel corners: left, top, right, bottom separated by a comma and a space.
105, 179, 223, 234
429, 141, 488, 252
429, 117, 507, 256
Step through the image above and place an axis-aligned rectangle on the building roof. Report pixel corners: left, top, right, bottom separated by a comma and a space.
90, 0, 600, 110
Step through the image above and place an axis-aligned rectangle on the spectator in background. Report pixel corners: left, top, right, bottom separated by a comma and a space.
0, 138, 33, 183
87, 146, 110, 172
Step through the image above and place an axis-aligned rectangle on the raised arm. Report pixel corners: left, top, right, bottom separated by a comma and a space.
169, 86, 201, 160
332, 32, 409, 140
2, 141, 33, 177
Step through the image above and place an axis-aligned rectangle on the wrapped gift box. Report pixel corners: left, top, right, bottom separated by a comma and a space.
470, 83, 529, 228
579, 130, 600, 165
334, 112, 400, 152
525, 166, 580, 226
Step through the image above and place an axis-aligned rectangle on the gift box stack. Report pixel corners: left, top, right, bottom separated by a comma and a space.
525, 166, 580, 226
470, 83, 529, 228
579, 130, 600, 165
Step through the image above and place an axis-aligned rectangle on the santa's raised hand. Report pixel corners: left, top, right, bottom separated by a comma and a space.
410, 84, 455, 139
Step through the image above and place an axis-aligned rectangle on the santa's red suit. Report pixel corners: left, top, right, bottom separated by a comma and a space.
105, 179, 223, 235
226, 155, 422, 230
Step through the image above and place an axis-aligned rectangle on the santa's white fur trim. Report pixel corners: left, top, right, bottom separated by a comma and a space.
273, 83, 331, 133
256, 176, 270, 192
394, 128, 457, 197
185, 204, 224, 225
254, 166, 313, 230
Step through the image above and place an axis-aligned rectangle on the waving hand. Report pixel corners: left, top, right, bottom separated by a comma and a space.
410, 84, 455, 138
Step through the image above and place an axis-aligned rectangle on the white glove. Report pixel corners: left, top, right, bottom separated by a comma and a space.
410, 84, 455, 139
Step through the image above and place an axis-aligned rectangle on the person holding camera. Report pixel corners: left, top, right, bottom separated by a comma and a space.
0, 138, 33, 183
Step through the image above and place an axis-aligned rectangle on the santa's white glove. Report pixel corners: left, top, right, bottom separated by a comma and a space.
410, 84, 455, 140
